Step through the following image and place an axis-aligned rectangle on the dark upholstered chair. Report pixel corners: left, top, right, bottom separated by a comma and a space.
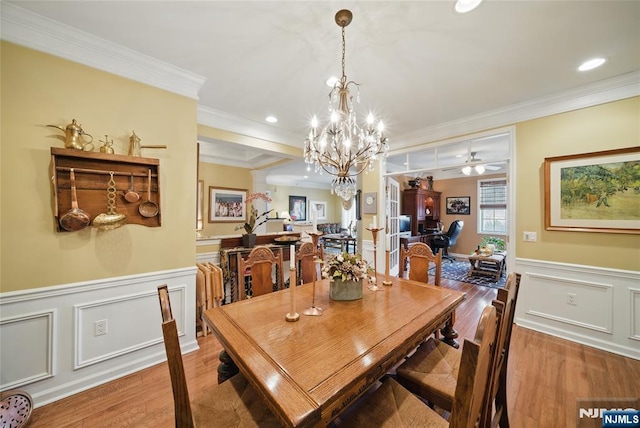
431, 220, 464, 262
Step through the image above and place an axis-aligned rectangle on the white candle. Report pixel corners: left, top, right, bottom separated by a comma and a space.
373, 216, 377, 228
291, 268, 296, 310
290, 244, 295, 270
312, 210, 317, 232
386, 234, 391, 250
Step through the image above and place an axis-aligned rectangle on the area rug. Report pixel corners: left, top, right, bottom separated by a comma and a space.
431, 260, 506, 288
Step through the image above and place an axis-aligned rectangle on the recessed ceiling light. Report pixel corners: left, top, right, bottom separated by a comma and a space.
455, 0, 483, 14
578, 58, 607, 72
326, 76, 339, 87
303, 175, 308, 179
265, 116, 278, 123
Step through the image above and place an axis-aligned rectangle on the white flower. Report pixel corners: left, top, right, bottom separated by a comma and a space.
322, 252, 370, 283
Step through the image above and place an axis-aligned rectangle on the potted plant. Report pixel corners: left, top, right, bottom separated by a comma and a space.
321, 252, 370, 300
477, 236, 506, 254
235, 192, 273, 248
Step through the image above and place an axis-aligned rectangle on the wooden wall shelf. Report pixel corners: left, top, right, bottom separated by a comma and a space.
51, 147, 161, 231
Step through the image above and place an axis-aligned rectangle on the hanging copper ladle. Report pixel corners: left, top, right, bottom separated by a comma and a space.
123, 173, 140, 203
138, 169, 159, 218
59, 168, 91, 232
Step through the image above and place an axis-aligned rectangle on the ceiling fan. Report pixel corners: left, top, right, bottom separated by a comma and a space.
463, 152, 502, 174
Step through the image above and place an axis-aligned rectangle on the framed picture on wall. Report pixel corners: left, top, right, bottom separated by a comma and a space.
289, 195, 307, 221
545, 147, 640, 234
209, 187, 247, 222
309, 200, 328, 220
446, 197, 471, 215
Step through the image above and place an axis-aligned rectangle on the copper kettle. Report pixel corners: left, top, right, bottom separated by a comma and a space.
48, 119, 94, 151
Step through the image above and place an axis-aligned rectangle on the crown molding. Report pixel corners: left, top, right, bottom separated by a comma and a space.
0, 2, 205, 100
392, 71, 640, 149
197, 105, 301, 148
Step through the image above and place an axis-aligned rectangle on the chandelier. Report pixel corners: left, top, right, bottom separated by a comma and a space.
303, 9, 389, 201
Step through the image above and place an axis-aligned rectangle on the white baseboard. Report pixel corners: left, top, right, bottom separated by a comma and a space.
0, 267, 199, 407
514, 258, 640, 360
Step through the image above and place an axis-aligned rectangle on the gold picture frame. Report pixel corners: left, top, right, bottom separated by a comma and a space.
544, 146, 640, 234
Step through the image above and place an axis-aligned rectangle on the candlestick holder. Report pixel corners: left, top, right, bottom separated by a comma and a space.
383, 249, 393, 286
306, 230, 323, 253
302, 257, 323, 316
366, 227, 385, 291
285, 267, 300, 322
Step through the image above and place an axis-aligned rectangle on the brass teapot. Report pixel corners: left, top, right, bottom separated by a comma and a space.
48, 119, 94, 151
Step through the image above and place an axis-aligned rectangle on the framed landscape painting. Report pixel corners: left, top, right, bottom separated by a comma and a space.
209, 187, 246, 223
544, 147, 640, 234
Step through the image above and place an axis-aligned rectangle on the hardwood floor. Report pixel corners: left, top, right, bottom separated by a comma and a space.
28, 279, 640, 427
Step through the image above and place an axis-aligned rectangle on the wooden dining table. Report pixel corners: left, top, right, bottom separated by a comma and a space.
203, 274, 466, 427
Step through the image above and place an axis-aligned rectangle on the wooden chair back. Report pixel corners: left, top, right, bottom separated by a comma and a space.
296, 242, 318, 284
400, 242, 442, 285
449, 304, 499, 428
237, 246, 283, 299
482, 272, 522, 428
157, 285, 195, 427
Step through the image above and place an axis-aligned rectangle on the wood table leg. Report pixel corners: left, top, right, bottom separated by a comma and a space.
217, 349, 239, 384
440, 312, 460, 348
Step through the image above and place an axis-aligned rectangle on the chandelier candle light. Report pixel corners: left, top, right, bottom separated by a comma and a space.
304, 9, 389, 201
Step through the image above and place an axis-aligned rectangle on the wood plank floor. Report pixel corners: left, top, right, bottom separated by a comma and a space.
28, 279, 640, 427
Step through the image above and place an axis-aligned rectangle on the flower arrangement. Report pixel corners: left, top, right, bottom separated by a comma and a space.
321, 252, 370, 283
235, 192, 273, 235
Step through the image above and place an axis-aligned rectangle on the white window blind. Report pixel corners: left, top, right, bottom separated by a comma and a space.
478, 179, 507, 234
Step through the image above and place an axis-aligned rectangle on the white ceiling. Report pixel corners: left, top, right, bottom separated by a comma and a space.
4, 1, 640, 186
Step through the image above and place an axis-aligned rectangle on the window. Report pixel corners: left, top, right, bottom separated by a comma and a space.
478, 178, 507, 234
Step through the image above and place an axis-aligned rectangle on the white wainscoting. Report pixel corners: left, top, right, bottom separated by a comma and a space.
0, 267, 197, 407
514, 258, 640, 360
196, 251, 219, 265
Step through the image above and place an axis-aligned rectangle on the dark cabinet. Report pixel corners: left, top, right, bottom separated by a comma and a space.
402, 188, 441, 235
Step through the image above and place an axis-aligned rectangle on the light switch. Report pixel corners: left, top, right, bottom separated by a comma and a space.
523, 231, 537, 242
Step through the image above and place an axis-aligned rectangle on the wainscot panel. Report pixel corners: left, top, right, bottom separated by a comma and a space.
0, 267, 197, 407
514, 258, 639, 360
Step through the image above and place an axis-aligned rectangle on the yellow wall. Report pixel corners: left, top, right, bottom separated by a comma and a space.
198, 162, 253, 237
0, 42, 198, 292
515, 97, 640, 271
266, 184, 337, 222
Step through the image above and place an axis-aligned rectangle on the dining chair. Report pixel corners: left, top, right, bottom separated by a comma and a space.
296, 242, 319, 284
482, 272, 521, 428
237, 246, 284, 299
195, 263, 225, 336
399, 242, 442, 285
395, 272, 520, 427
157, 285, 279, 428
195, 266, 208, 336
339, 304, 498, 428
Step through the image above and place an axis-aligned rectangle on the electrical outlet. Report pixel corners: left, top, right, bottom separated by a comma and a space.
567, 293, 577, 306
523, 231, 537, 242
94, 319, 108, 336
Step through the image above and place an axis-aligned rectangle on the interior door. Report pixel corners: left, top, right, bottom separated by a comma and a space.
387, 177, 400, 276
